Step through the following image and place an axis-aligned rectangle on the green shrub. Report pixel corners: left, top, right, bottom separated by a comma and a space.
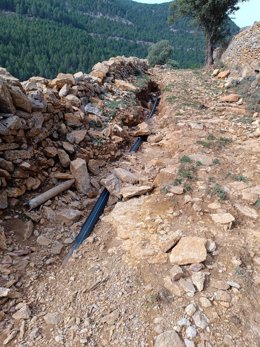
147, 40, 173, 66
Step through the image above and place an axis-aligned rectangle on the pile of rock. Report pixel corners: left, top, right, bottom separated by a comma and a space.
0, 57, 149, 210
221, 21, 260, 78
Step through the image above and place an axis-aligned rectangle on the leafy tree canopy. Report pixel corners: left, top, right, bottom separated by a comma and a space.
147, 40, 173, 66
169, 0, 247, 65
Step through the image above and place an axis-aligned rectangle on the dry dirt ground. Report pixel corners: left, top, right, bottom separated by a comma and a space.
1, 68, 259, 347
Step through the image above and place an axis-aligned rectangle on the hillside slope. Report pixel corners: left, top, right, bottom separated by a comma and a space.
1, 65, 259, 347
0, 0, 239, 80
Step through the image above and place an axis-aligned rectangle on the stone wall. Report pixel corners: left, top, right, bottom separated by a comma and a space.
0, 57, 148, 210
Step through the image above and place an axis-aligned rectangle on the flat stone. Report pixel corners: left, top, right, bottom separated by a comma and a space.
50, 241, 63, 255
206, 239, 216, 253
227, 281, 240, 289
164, 277, 185, 297
0, 190, 8, 209
214, 290, 232, 302
189, 263, 204, 272
7, 186, 26, 198
10, 86, 32, 112
170, 265, 184, 281
0, 158, 14, 172
62, 142, 75, 154
66, 130, 87, 144
154, 166, 177, 187
44, 146, 58, 158
212, 69, 220, 77
0, 79, 15, 113
199, 297, 212, 308
208, 202, 221, 210
120, 185, 153, 200
241, 191, 258, 204
101, 174, 121, 198
50, 73, 75, 89
154, 330, 185, 347
0, 287, 10, 298
58, 83, 70, 97
177, 318, 191, 327
4, 149, 33, 161
191, 272, 206, 291
24, 177, 41, 191
12, 304, 31, 320
192, 311, 208, 329
37, 235, 51, 246
217, 70, 230, 79
210, 279, 230, 290
114, 168, 139, 184
220, 94, 240, 103
44, 312, 62, 325
184, 339, 195, 347
185, 304, 197, 317
179, 278, 196, 294
115, 79, 137, 91
186, 326, 197, 339
169, 237, 207, 265
56, 209, 82, 225
160, 230, 182, 253
64, 112, 83, 126
133, 122, 151, 136
65, 94, 81, 107
168, 186, 184, 195
84, 103, 101, 116
70, 158, 90, 194
234, 204, 258, 219
58, 149, 70, 168
211, 213, 235, 225
23, 220, 34, 240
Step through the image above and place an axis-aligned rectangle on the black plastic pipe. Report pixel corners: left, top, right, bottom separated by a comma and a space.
64, 94, 159, 262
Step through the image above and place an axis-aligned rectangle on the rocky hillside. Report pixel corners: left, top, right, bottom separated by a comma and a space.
0, 0, 239, 79
222, 21, 260, 77
0, 61, 259, 347
0, 23, 259, 347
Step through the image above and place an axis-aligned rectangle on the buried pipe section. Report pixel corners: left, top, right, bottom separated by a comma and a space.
64, 94, 160, 262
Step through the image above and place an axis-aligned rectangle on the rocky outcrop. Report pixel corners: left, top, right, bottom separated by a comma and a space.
0, 57, 149, 209
221, 21, 260, 77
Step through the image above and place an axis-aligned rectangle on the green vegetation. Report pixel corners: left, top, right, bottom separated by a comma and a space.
172, 156, 202, 192
169, 0, 247, 65
180, 155, 192, 164
210, 183, 227, 200
133, 73, 150, 90
0, 0, 239, 80
166, 59, 180, 69
166, 95, 177, 104
197, 135, 232, 149
162, 84, 174, 92
255, 199, 260, 209
147, 40, 173, 66
226, 172, 248, 182
213, 158, 221, 165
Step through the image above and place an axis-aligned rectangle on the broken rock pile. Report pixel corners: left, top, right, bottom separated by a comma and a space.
0, 57, 149, 210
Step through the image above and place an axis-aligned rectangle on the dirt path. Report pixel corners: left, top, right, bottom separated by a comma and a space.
1, 68, 259, 347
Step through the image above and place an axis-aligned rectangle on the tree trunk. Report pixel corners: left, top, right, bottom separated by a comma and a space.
206, 37, 214, 66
